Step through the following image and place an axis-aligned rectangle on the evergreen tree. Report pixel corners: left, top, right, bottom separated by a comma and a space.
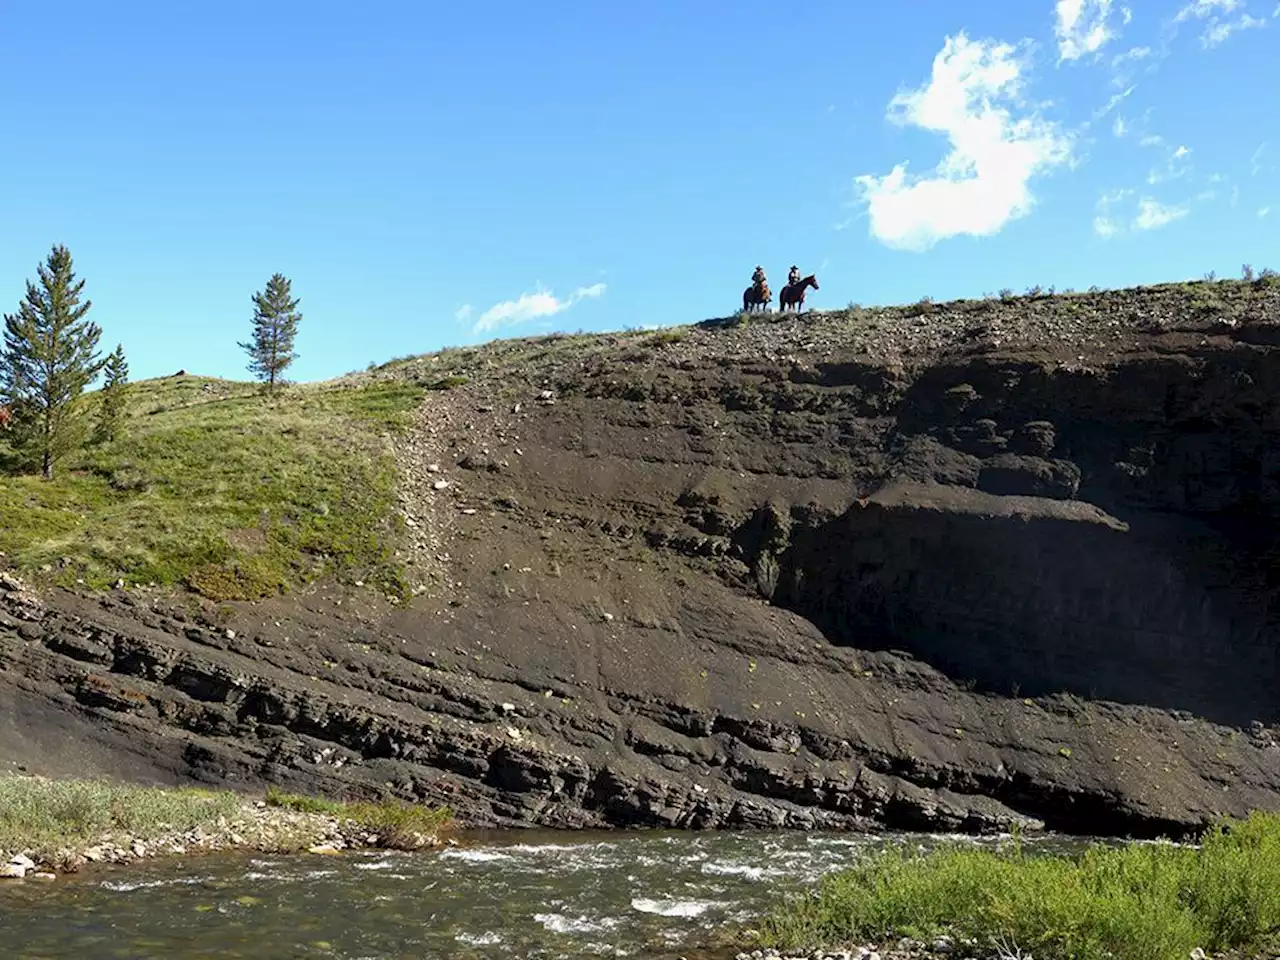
93, 343, 130, 444
0, 244, 104, 479
239, 273, 301, 392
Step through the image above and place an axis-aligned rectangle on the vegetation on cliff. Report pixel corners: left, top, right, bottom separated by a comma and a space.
0, 374, 425, 600
756, 812, 1280, 960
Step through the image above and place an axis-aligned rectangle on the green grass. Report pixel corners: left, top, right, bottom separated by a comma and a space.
264, 786, 452, 849
0, 776, 242, 859
756, 813, 1280, 960
0, 375, 425, 600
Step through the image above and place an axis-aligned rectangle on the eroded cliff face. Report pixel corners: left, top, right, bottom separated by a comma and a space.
3, 281, 1279, 838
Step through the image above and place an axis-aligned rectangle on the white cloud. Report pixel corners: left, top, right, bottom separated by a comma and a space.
1175, 0, 1243, 21
1147, 144, 1193, 184
1172, 0, 1267, 45
1251, 142, 1267, 175
1109, 44, 1156, 85
1093, 85, 1134, 120
1056, 0, 1123, 60
1093, 188, 1133, 237
1139, 133, 1166, 148
1202, 12, 1267, 44
1113, 115, 1128, 137
1260, 206, 1273, 218
1134, 198, 1189, 230
1094, 189, 1191, 235
454, 304, 474, 323
852, 32, 1072, 252
470, 282, 607, 335
1113, 44, 1152, 64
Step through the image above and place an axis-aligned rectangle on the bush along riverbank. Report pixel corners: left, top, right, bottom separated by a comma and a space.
0, 776, 452, 881
748, 812, 1280, 960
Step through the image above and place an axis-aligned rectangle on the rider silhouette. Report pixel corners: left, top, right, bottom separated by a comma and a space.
788, 265, 801, 287
752, 265, 767, 295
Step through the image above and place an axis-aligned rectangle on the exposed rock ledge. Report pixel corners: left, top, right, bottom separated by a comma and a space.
4, 282, 1280, 839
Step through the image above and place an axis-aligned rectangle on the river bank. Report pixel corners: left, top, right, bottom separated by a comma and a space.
0, 775, 451, 880
753, 811, 1280, 960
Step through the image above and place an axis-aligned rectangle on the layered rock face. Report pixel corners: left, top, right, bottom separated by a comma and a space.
3, 281, 1279, 838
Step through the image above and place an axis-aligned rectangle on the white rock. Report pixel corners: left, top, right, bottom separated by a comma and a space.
9, 854, 35, 870
31, 872, 56, 882
506, 726, 523, 741
0, 863, 27, 879
1190, 950, 1207, 960
501, 702, 515, 713
432, 479, 450, 491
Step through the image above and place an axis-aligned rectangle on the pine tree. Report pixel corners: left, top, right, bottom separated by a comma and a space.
0, 244, 104, 479
93, 343, 130, 444
239, 273, 301, 392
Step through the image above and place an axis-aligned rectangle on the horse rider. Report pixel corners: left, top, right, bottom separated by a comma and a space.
752, 265, 767, 297
788, 265, 801, 288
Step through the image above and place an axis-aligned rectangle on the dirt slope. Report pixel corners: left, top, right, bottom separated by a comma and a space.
4, 279, 1280, 838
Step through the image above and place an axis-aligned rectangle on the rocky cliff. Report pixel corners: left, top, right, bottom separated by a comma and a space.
3, 279, 1280, 839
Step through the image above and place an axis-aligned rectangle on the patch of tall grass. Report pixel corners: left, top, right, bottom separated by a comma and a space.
758, 813, 1280, 960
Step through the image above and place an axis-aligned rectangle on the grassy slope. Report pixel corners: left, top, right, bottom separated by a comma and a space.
0, 374, 427, 600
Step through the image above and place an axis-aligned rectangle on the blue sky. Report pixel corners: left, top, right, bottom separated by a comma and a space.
0, 1, 1276, 383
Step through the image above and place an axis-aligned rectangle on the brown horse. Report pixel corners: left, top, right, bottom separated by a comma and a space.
780, 274, 819, 313
742, 282, 772, 314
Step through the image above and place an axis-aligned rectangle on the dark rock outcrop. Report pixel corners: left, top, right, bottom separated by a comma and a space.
4, 281, 1280, 839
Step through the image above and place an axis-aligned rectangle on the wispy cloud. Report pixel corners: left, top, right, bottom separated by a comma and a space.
454, 304, 474, 324
1260, 206, 1273, 218
1055, 0, 1125, 61
1094, 190, 1190, 236
1113, 115, 1128, 137
1148, 144, 1194, 184
1252, 142, 1268, 175
852, 32, 1072, 252
1093, 188, 1134, 237
1134, 198, 1189, 230
1172, 0, 1268, 46
1202, 12, 1267, 44
470, 283, 606, 335
1093, 85, 1134, 121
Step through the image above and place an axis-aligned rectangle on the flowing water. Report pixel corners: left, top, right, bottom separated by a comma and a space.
0, 829, 1090, 959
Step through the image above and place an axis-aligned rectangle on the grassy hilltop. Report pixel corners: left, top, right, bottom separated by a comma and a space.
0, 373, 424, 600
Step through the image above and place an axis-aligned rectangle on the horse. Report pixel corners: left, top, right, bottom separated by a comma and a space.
742, 282, 772, 314
780, 274, 819, 313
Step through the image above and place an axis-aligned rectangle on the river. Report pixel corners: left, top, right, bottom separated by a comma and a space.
0, 829, 1087, 959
